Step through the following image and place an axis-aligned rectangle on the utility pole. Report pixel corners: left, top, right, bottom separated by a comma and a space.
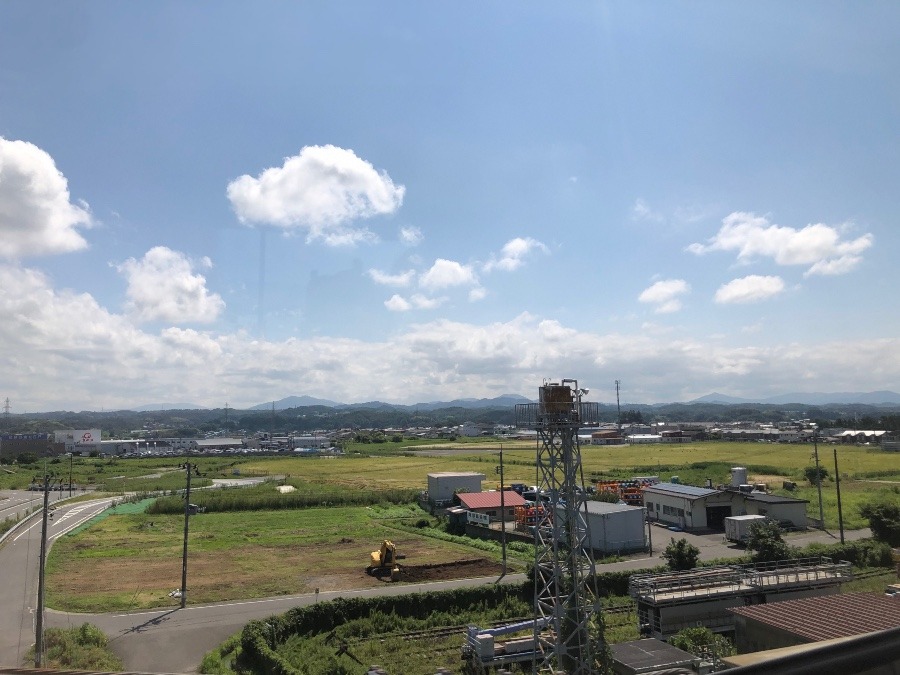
833, 448, 845, 544
615, 380, 622, 437
813, 429, 825, 529
180, 462, 193, 609
68, 453, 74, 498
35, 474, 52, 667
495, 445, 507, 579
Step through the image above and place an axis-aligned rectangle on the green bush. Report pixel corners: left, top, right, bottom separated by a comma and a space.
859, 498, 900, 546
662, 537, 701, 571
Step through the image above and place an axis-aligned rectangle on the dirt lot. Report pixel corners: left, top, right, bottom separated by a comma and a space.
370, 558, 503, 583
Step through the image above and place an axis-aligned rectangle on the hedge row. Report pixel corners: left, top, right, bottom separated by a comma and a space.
236, 584, 527, 674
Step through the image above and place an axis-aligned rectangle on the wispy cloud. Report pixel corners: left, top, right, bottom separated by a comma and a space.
399, 226, 423, 246
632, 198, 664, 223
714, 275, 785, 304
483, 237, 548, 273
638, 279, 690, 313
368, 268, 416, 287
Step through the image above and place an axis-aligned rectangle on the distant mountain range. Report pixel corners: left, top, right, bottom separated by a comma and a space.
131, 391, 900, 413
691, 391, 900, 405
249, 394, 533, 411
131, 402, 208, 411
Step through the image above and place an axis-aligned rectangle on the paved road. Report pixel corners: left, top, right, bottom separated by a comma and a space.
0, 496, 117, 668
0, 499, 873, 674
0, 489, 68, 524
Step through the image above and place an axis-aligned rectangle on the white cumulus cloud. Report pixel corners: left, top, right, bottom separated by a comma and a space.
483, 237, 548, 273
368, 268, 415, 287
638, 279, 690, 314
0, 137, 93, 258
687, 212, 873, 275
714, 275, 785, 304
226, 144, 405, 245
116, 246, 225, 323
419, 258, 477, 290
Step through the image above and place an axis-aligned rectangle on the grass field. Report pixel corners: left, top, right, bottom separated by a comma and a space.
45, 503, 512, 612
42, 440, 897, 612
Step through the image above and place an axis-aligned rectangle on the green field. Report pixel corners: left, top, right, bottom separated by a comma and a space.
46, 501, 512, 612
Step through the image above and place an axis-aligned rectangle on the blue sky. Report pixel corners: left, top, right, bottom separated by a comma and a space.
1, 2, 898, 411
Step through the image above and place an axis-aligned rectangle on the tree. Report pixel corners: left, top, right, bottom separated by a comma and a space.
662, 537, 700, 571
747, 520, 791, 563
860, 498, 900, 546
591, 491, 621, 504
670, 626, 735, 659
803, 465, 829, 485
15, 452, 38, 465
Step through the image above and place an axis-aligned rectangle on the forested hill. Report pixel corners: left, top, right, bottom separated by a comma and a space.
3, 401, 899, 438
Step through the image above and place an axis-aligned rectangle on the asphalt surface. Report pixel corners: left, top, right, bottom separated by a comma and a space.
0, 497, 873, 674
0, 496, 117, 668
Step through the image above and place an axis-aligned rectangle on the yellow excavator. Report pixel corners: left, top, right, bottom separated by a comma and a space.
367, 540, 403, 581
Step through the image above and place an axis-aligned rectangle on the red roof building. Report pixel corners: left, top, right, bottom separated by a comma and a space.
457, 491, 526, 521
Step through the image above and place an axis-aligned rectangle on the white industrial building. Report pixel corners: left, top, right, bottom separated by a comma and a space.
426, 472, 485, 505
643, 483, 736, 530
558, 500, 647, 554
644, 482, 809, 531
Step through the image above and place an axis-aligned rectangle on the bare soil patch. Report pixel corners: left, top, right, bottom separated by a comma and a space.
392, 558, 502, 583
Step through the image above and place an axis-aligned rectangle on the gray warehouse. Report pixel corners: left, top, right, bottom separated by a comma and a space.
559, 500, 647, 554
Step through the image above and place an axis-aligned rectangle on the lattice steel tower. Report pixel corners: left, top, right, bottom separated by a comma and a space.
516, 379, 603, 675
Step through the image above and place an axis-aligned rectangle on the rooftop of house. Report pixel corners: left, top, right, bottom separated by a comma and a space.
457, 491, 527, 510
730, 593, 900, 642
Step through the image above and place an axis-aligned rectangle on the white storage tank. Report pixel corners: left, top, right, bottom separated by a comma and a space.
731, 467, 748, 487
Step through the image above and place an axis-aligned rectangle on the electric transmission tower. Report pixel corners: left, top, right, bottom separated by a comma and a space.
515, 379, 603, 674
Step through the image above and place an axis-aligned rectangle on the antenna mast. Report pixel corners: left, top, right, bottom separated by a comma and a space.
515, 379, 602, 674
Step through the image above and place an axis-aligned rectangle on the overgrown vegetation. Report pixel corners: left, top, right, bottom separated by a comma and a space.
670, 626, 736, 659
146, 479, 419, 514
859, 496, 900, 546
26, 623, 122, 671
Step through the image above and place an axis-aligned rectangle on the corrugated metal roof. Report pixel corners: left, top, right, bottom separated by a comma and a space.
458, 491, 527, 510
730, 593, 900, 641
744, 493, 809, 504
644, 482, 720, 499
